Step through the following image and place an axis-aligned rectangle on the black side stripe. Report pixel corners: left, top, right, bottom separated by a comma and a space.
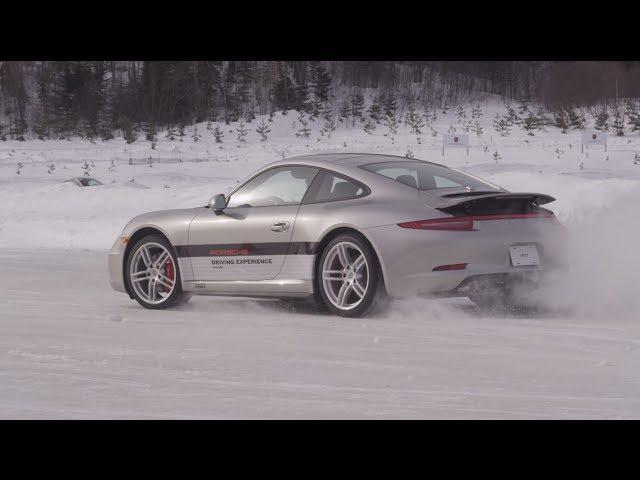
175, 242, 319, 258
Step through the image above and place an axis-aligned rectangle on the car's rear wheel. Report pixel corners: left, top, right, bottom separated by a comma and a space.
125, 234, 189, 309
317, 233, 387, 318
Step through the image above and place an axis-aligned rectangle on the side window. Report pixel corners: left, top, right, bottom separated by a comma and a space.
227, 166, 319, 208
304, 171, 368, 203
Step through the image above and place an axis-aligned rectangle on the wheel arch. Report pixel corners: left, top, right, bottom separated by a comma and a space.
122, 226, 177, 298
312, 225, 390, 296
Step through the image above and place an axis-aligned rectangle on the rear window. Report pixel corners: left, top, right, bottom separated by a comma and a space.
360, 161, 500, 192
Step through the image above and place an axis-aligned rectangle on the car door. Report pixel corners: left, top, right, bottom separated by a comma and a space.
187, 165, 319, 281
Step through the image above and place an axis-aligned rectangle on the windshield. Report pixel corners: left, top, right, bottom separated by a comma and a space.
360, 161, 501, 192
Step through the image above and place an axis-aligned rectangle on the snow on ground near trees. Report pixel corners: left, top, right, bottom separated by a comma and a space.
1, 105, 640, 418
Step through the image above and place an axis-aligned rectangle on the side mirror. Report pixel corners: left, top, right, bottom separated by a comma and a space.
209, 194, 227, 214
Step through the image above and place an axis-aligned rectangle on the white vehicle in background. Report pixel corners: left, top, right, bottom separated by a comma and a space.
65, 177, 103, 187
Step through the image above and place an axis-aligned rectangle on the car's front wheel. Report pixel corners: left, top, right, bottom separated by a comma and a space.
125, 234, 189, 309
317, 233, 387, 317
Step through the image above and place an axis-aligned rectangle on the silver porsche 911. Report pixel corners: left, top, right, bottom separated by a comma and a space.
108, 153, 567, 317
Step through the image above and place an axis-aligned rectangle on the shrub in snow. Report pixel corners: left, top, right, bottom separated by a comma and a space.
405, 148, 415, 159
47, 162, 56, 174
256, 119, 271, 142
363, 119, 376, 135
16, 161, 23, 175
447, 124, 457, 134
493, 150, 501, 163
213, 125, 224, 143
82, 160, 91, 176
456, 105, 466, 122
192, 126, 200, 142
236, 121, 249, 143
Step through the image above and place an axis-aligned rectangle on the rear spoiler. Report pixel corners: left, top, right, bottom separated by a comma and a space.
433, 192, 556, 210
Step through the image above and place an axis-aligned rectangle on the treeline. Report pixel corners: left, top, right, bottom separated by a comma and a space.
2, 61, 640, 141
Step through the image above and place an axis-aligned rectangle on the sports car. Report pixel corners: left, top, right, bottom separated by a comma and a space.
108, 153, 568, 317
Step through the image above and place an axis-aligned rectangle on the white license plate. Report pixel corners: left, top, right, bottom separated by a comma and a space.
509, 244, 541, 267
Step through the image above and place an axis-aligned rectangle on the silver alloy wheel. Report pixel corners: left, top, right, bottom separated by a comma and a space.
129, 242, 176, 304
322, 241, 369, 311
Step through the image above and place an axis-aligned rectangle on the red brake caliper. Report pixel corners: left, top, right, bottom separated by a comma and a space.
162, 259, 175, 292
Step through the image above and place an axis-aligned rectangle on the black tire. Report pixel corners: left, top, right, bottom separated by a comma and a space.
316, 233, 388, 318
125, 234, 189, 310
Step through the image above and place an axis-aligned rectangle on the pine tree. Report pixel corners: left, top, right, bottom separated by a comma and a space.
456, 105, 466, 122
367, 101, 382, 123
295, 112, 311, 139
594, 109, 609, 132
350, 91, 365, 127
192, 125, 200, 142
473, 120, 483, 137
256, 118, 271, 142
505, 104, 520, 126
567, 108, 585, 130
320, 104, 336, 138
313, 65, 332, 102
471, 103, 483, 119
624, 100, 640, 132
383, 114, 400, 142
554, 110, 569, 134
522, 113, 542, 136
612, 109, 625, 136
213, 124, 224, 143
236, 121, 249, 143
166, 125, 177, 140
118, 115, 136, 144
405, 106, 425, 135
382, 94, 398, 119
145, 123, 158, 149
338, 100, 350, 126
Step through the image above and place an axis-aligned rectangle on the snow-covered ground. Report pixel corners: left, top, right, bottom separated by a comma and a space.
1, 104, 640, 418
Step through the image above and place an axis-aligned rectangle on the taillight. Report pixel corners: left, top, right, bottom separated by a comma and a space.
398, 217, 474, 231
398, 211, 560, 231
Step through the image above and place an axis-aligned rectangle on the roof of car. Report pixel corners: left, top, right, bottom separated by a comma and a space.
283, 153, 448, 169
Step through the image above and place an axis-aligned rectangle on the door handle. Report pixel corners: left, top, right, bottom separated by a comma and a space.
270, 221, 290, 232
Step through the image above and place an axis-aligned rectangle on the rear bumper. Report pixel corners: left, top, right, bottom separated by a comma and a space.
364, 221, 568, 298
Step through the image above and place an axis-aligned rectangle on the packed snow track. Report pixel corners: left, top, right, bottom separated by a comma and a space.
1, 248, 638, 419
